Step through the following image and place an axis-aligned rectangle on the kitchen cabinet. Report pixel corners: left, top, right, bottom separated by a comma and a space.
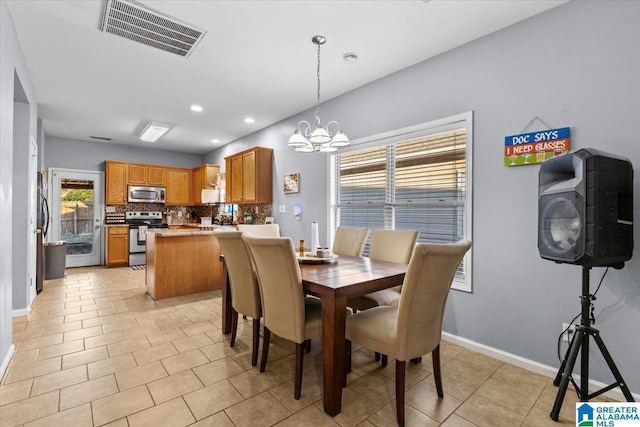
129, 163, 165, 186
225, 147, 272, 204
166, 168, 191, 205
192, 164, 220, 205
105, 161, 128, 205
106, 225, 129, 267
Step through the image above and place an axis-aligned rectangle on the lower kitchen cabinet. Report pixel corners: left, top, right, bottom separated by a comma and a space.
106, 225, 129, 267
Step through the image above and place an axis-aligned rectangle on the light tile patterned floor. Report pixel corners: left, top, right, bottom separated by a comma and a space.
1, 266, 588, 426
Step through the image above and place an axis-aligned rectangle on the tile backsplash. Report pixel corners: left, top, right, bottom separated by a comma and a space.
105, 202, 273, 225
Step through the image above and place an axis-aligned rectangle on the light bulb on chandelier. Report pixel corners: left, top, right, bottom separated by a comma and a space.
288, 35, 349, 153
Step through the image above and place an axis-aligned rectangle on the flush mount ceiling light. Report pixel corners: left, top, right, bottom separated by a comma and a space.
288, 35, 349, 153
244, 117, 255, 124
190, 105, 203, 112
139, 122, 170, 142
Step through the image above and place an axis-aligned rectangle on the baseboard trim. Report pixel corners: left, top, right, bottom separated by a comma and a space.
442, 332, 640, 401
12, 305, 32, 317
0, 344, 16, 381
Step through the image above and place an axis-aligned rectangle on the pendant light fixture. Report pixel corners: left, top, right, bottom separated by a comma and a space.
288, 35, 349, 153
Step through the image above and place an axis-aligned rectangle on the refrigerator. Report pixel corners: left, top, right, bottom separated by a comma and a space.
36, 171, 49, 293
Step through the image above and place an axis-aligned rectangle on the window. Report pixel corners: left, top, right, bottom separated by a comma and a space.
329, 112, 473, 291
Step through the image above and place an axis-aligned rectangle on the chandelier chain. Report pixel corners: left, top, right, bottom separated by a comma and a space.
315, 40, 322, 124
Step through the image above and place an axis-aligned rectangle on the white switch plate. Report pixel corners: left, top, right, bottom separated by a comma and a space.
106, 206, 116, 213
279, 204, 286, 214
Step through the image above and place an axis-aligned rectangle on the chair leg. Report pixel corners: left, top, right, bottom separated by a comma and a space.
304, 339, 311, 352
410, 357, 422, 364
344, 339, 352, 388
230, 309, 238, 348
432, 344, 443, 398
251, 318, 260, 367
295, 342, 304, 400
396, 360, 406, 426
375, 352, 381, 362
381, 354, 388, 367
260, 327, 271, 372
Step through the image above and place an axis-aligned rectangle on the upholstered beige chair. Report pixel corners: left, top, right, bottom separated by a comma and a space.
241, 234, 322, 399
214, 231, 262, 366
331, 226, 369, 257
346, 240, 471, 426
347, 229, 419, 311
236, 223, 280, 237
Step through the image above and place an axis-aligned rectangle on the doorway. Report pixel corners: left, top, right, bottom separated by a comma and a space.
49, 169, 104, 267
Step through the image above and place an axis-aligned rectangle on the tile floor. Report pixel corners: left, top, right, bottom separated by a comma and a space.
1, 266, 597, 426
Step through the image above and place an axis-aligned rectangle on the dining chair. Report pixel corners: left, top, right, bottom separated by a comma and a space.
347, 229, 419, 311
236, 223, 280, 237
347, 229, 419, 365
331, 226, 370, 257
214, 230, 262, 366
241, 234, 323, 399
346, 240, 472, 426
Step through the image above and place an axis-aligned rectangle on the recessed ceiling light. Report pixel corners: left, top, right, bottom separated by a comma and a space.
190, 105, 203, 112
244, 117, 255, 124
211, 139, 220, 144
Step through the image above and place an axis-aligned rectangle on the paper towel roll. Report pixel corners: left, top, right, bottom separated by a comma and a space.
311, 221, 319, 254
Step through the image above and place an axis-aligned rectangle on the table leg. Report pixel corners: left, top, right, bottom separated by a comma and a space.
220, 257, 232, 334
321, 294, 347, 416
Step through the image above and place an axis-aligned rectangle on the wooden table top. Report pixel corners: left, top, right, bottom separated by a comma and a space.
300, 255, 407, 298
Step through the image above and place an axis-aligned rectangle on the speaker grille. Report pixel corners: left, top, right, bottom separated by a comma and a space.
539, 193, 584, 261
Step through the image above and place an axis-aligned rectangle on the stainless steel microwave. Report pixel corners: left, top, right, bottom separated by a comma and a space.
128, 185, 166, 203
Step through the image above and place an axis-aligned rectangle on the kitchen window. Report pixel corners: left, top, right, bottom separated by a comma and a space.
329, 112, 473, 291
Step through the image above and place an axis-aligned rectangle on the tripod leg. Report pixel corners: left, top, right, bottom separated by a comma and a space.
553, 334, 574, 386
591, 331, 636, 402
551, 328, 584, 421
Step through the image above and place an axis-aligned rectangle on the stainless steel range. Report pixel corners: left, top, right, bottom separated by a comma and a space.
125, 211, 168, 266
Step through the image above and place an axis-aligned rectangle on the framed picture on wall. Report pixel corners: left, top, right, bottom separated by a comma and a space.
284, 173, 299, 194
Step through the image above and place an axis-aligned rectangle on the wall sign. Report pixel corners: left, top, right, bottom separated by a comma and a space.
504, 127, 570, 167
284, 173, 300, 194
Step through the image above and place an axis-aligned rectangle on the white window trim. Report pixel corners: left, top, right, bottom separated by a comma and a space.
328, 111, 473, 292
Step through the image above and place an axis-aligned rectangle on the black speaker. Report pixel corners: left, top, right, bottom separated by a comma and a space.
538, 148, 634, 268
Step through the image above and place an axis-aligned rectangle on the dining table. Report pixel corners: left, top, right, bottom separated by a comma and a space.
220, 253, 407, 416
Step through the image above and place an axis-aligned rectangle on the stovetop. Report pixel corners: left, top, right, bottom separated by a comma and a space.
125, 211, 168, 228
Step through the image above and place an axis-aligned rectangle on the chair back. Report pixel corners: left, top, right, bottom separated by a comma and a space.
369, 229, 419, 264
236, 224, 280, 237
214, 231, 261, 319
396, 240, 471, 360
332, 226, 369, 257
242, 235, 306, 343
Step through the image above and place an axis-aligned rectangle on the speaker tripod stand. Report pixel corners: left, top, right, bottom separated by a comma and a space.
550, 267, 635, 421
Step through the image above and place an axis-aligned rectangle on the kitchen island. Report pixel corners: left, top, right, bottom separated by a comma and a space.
145, 228, 223, 300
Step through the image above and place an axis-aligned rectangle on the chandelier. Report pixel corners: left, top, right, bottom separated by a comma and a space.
288, 35, 350, 153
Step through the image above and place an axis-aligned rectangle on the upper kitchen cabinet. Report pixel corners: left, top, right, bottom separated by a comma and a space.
105, 160, 128, 205
166, 168, 191, 205
192, 164, 220, 205
129, 163, 166, 186
225, 147, 273, 204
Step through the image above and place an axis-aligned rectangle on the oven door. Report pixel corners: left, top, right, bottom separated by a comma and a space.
129, 228, 146, 253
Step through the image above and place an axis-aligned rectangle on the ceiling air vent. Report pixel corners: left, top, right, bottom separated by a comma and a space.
100, 0, 206, 58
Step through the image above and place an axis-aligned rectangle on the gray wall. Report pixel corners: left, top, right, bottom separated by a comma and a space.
0, 0, 39, 377
12, 101, 30, 311
45, 136, 204, 171
205, 1, 640, 394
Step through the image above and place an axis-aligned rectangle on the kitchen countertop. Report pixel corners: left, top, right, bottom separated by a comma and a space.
147, 225, 234, 237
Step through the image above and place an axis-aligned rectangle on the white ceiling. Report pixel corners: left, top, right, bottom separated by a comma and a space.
7, 0, 568, 155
